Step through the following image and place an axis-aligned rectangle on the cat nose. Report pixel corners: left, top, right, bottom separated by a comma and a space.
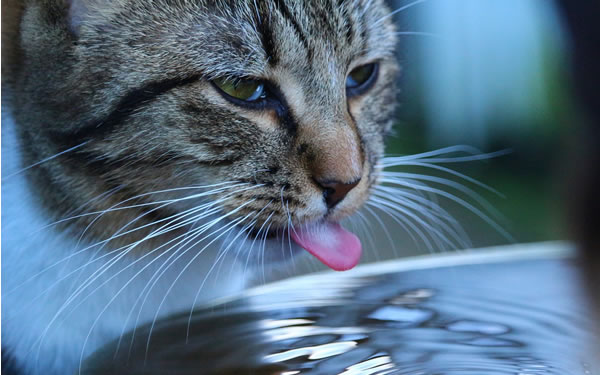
315, 178, 361, 209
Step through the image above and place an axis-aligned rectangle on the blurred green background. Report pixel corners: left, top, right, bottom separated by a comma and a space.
291, 0, 575, 274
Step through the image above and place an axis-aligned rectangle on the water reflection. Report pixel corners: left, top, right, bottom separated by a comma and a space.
83, 246, 596, 375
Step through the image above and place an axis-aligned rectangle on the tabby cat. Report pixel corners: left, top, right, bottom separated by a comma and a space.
2, 0, 399, 373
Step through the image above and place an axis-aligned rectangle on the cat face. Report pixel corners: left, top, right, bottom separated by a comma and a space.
12, 0, 398, 270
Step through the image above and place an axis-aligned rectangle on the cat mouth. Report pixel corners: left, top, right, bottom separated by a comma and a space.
246, 221, 362, 271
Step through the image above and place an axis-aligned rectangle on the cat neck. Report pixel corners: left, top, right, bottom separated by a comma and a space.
1, 111, 247, 374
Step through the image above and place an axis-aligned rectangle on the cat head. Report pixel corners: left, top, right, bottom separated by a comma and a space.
11, 0, 399, 270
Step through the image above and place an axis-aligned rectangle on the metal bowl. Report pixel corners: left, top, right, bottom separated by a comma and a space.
82, 242, 597, 375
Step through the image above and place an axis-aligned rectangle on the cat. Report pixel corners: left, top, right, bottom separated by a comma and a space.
1, 0, 400, 373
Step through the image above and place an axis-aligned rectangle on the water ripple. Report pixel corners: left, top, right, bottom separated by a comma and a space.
82, 249, 597, 375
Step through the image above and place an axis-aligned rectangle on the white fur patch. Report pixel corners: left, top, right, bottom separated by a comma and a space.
1, 112, 249, 374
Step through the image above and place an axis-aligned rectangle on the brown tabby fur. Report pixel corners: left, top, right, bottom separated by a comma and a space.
4, 0, 398, 254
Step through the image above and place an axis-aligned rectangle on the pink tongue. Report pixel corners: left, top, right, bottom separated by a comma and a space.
290, 222, 362, 271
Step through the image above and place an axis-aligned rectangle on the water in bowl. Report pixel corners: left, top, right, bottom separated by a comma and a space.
83, 244, 598, 374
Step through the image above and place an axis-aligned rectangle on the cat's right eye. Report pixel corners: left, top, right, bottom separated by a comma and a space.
346, 62, 379, 97
213, 77, 266, 102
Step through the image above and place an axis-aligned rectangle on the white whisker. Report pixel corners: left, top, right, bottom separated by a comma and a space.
39, 181, 246, 230
4, 141, 89, 179
381, 173, 503, 219
382, 149, 511, 164
6, 184, 256, 297
30, 184, 262, 364
371, 190, 471, 249
352, 211, 379, 261
185, 211, 256, 340
379, 177, 513, 242
362, 205, 398, 257
380, 160, 504, 197
370, 196, 457, 250
233, 201, 273, 278
381, 145, 484, 160
244, 210, 275, 275
367, 198, 435, 252
374, 0, 428, 26
142, 201, 256, 361
125, 211, 254, 357
285, 200, 296, 272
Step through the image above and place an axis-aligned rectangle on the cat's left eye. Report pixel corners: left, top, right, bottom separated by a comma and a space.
213, 77, 266, 102
346, 63, 378, 96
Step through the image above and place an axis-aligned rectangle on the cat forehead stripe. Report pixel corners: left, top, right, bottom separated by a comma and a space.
272, 0, 313, 62
53, 75, 201, 146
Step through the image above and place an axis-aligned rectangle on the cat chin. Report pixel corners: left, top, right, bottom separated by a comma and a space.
224, 224, 307, 268
249, 235, 307, 266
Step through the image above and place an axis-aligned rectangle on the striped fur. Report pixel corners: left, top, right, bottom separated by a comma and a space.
2, 0, 399, 373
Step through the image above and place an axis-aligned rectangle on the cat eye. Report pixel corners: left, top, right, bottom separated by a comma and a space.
346, 63, 379, 97
213, 77, 266, 102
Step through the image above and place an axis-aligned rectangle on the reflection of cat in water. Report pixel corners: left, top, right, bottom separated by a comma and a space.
2, 1, 405, 373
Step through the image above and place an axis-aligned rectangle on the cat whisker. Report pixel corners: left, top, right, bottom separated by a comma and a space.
380, 172, 503, 220
278, 187, 288, 267
372, 182, 468, 250
61, 191, 256, 313
33, 207, 219, 355
244, 210, 275, 277
260, 219, 275, 284
64, 194, 230, 292
380, 145, 486, 160
280, 185, 297, 272
3, 141, 89, 180
361, 204, 399, 257
370, 146, 511, 251
5, 204, 209, 300
380, 160, 505, 197
141, 203, 256, 362
374, 185, 471, 245
285, 200, 296, 272
82, 213, 250, 372
124, 211, 255, 357
237, 218, 260, 283
369, 195, 459, 251
382, 149, 512, 164
235, 201, 274, 279
352, 211, 379, 261
365, 200, 425, 252
6, 185, 262, 294
62, 185, 125, 223
113, 217, 209, 357
74, 203, 254, 372
373, 0, 428, 26
366, 198, 437, 253
379, 176, 513, 242
39, 181, 246, 230
212, 220, 241, 287
186, 210, 260, 342
31, 186, 261, 364
359, 0, 375, 18
371, 189, 471, 249
374, 185, 458, 223
4, 186, 248, 298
